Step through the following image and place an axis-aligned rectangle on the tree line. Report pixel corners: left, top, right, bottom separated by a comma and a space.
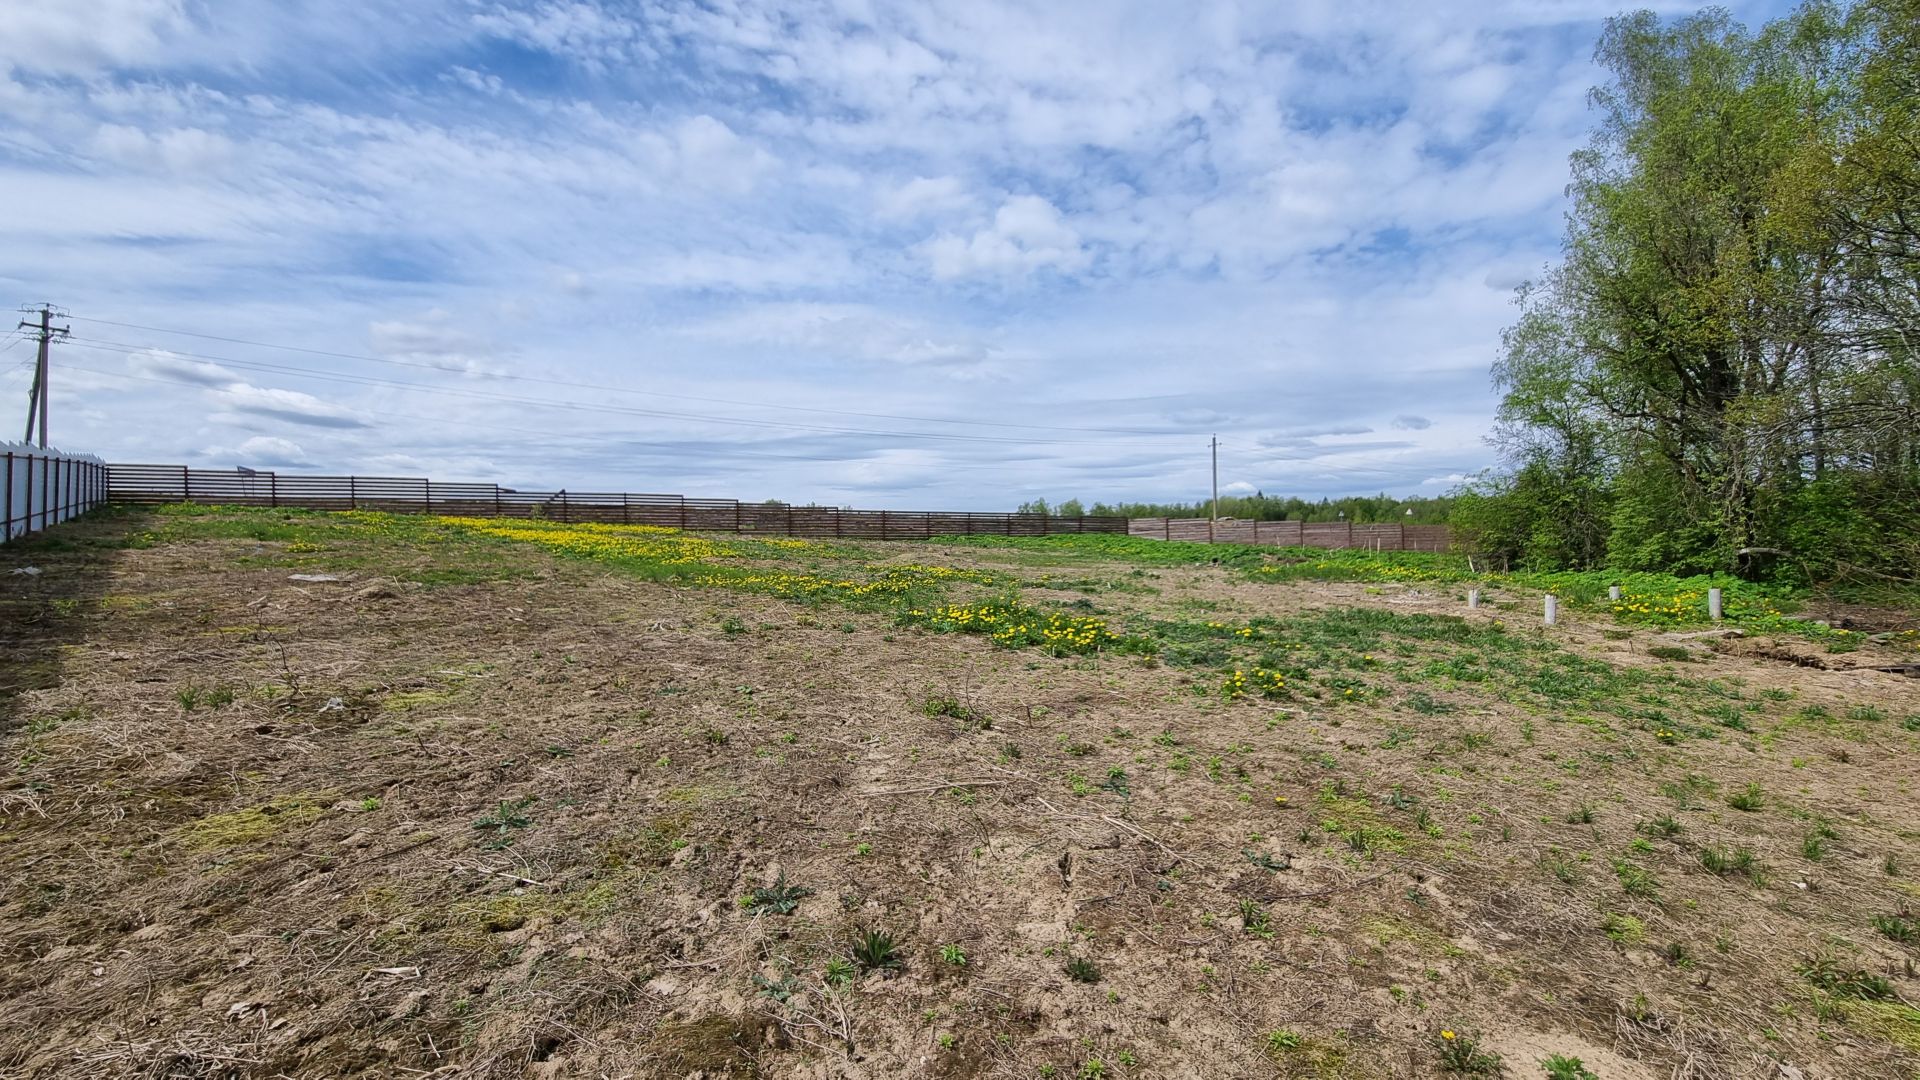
1015, 493, 1455, 524
1454, 0, 1918, 590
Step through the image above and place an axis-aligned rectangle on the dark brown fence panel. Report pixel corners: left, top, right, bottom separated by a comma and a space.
1121, 516, 1450, 553
103, 465, 1130, 540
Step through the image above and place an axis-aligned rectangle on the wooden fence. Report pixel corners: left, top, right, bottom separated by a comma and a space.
4, 445, 110, 544
1128, 516, 1451, 552
104, 465, 1129, 540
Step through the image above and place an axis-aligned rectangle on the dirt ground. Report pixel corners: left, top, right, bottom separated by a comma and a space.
3, 511, 1918, 1079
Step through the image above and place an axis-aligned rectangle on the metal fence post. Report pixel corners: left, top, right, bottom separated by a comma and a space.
348, 476, 357, 510
3, 452, 11, 541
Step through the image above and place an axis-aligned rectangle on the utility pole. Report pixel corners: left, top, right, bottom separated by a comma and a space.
18, 304, 69, 448
1205, 434, 1221, 522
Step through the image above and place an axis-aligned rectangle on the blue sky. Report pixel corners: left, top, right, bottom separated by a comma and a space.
0, 0, 1793, 509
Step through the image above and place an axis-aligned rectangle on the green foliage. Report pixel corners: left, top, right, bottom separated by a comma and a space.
1063, 956, 1102, 983
1799, 954, 1896, 1000
852, 929, 901, 971
742, 874, 812, 916
1436, 1029, 1502, 1074
1542, 1055, 1600, 1080
1463, 1, 1920, 587
1022, 491, 1454, 524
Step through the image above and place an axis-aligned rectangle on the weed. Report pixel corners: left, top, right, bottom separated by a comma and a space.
1601, 912, 1645, 944
823, 957, 855, 988
1803, 824, 1839, 861
1436, 1028, 1501, 1074
1238, 898, 1273, 938
1245, 849, 1292, 872
1542, 1055, 1599, 1080
853, 929, 902, 971
743, 874, 812, 916
1078, 1060, 1106, 1080
472, 797, 534, 846
1727, 783, 1766, 812
1266, 1029, 1303, 1051
1566, 804, 1596, 825
940, 943, 967, 966
1660, 773, 1717, 809
1799, 954, 1895, 1000
753, 971, 799, 1004
1639, 815, 1682, 838
1699, 845, 1758, 878
1647, 646, 1693, 662
1873, 914, 1916, 944
721, 616, 747, 635
1613, 860, 1660, 898
1064, 956, 1102, 983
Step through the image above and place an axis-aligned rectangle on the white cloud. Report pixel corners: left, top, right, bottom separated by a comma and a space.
203, 435, 314, 467
918, 195, 1089, 280
130, 349, 241, 387
211, 385, 372, 429
1, 0, 189, 76
89, 123, 235, 173
876, 176, 976, 221
0, 0, 1668, 504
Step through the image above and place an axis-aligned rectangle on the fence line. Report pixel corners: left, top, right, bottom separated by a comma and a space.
1127, 516, 1451, 553
3, 444, 110, 544
104, 464, 1130, 540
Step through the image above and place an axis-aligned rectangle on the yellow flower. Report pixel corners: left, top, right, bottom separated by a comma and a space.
1441, 1030, 1457, 1041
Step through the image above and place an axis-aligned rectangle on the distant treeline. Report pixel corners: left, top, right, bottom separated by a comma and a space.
1015, 493, 1454, 524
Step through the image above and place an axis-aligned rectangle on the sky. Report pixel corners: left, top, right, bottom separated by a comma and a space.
0, 0, 1795, 510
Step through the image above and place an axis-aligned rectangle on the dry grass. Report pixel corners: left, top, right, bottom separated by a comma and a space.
2, 507, 1918, 1079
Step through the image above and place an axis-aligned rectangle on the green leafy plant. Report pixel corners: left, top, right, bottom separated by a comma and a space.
1699, 845, 1758, 878
743, 874, 812, 915
940, 943, 967, 966
1727, 783, 1766, 811
1064, 956, 1102, 983
1542, 1055, 1598, 1080
1436, 1028, 1502, 1074
471, 797, 534, 843
1798, 954, 1894, 999
1638, 815, 1682, 838
823, 957, 855, 988
853, 929, 901, 971
1872, 914, 1915, 944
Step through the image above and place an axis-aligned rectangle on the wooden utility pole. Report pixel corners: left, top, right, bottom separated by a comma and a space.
18, 305, 69, 448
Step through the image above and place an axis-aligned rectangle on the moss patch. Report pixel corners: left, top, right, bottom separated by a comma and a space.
178, 795, 329, 850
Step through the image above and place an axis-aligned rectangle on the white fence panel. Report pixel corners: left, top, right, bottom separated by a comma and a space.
2, 443, 109, 543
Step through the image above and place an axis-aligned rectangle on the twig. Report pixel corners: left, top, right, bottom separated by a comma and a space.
855, 780, 1010, 797
1266, 871, 1389, 902
453, 862, 548, 888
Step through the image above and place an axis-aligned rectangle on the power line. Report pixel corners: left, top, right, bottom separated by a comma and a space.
65, 314, 1189, 437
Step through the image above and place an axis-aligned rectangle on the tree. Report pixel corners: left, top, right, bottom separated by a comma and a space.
1471, 1, 1919, 586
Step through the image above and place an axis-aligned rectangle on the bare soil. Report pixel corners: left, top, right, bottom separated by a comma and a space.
3, 513, 1918, 1079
